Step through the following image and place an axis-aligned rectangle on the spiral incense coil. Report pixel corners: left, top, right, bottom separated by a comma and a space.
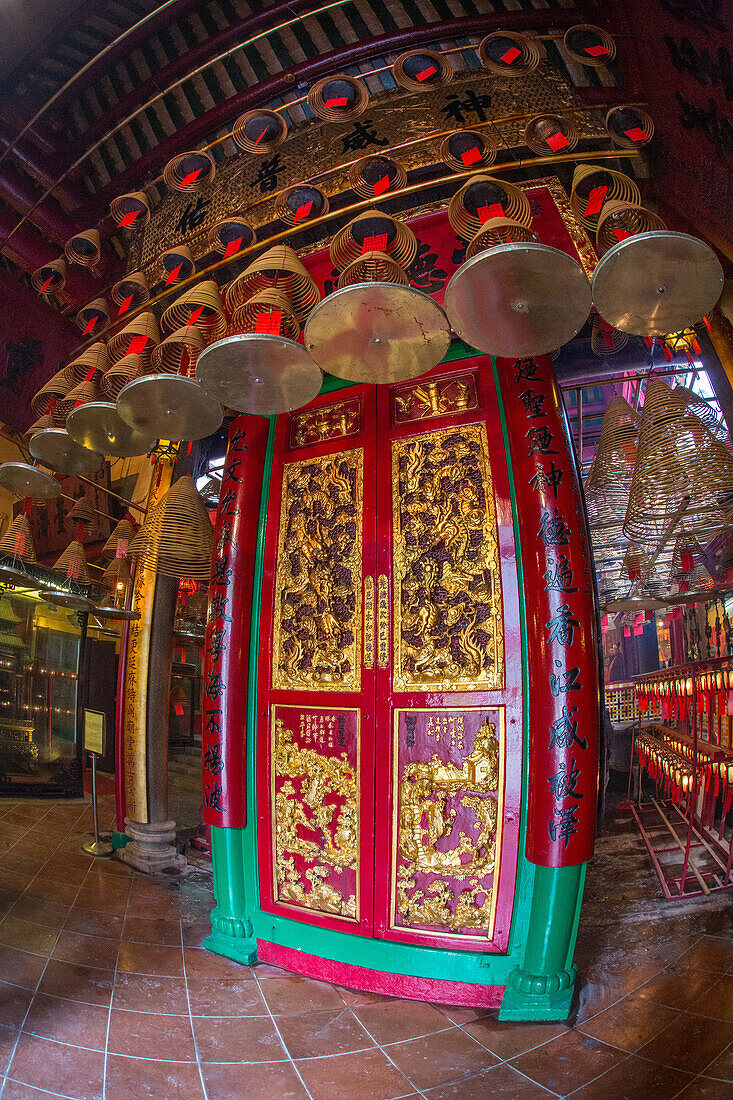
671, 384, 723, 436
307, 73, 368, 121
161, 280, 227, 342
590, 314, 628, 355
31, 370, 74, 416
230, 289, 300, 340
595, 200, 666, 257
163, 149, 215, 193
524, 113, 579, 157
100, 353, 145, 400
440, 130, 497, 173
329, 210, 417, 272
478, 31, 540, 77
448, 174, 532, 242
151, 326, 206, 376
570, 164, 641, 234
107, 312, 161, 365
159, 244, 195, 286
101, 556, 131, 591
128, 476, 214, 583
64, 228, 101, 272
208, 216, 256, 257
0, 515, 37, 564
348, 155, 407, 201
110, 270, 149, 311
224, 245, 320, 321
232, 109, 287, 153
55, 377, 101, 424
586, 395, 640, 506
31, 257, 65, 295
66, 342, 110, 383
336, 252, 409, 289
605, 105, 654, 149
563, 24, 616, 67
465, 218, 538, 259
110, 191, 151, 229
53, 540, 91, 584
274, 184, 328, 226
24, 414, 53, 442
69, 495, 95, 526
76, 297, 109, 335
392, 49, 453, 92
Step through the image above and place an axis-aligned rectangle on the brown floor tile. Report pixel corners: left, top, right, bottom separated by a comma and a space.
71, 887, 128, 916
253, 962, 290, 980
422, 1062, 555, 1098
689, 973, 733, 1021
105, 1055, 205, 1100
0, 946, 47, 990
107, 1007, 197, 1059
8, 896, 70, 931
112, 971, 190, 1014
578, 993, 682, 1052
431, 1004, 493, 1025
678, 936, 733, 973
700, 1042, 733, 1081
278, 1007, 376, 1059
509, 1029, 623, 1094
635, 966, 718, 1011
0, 918, 56, 957
8, 1032, 104, 1099
202, 1060, 309, 1100
51, 930, 120, 970
37, 960, 114, 1007
260, 975, 345, 1015
23, 880, 78, 907
0, 854, 47, 878
125, 893, 180, 919
0, 1022, 19, 1075
297, 1047, 414, 1100
0, 980, 33, 1028
461, 1016, 568, 1061
386, 1028, 498, 1090
181, 920, 211, 948
183, 946, 252, 980
186, 977, 266, 1016
117, 941, 184, 977
22, 993, 109, 1050
39, 857, 91, 888
636, 1012, 733, 1073
676, 1077, 733, 1099
568, 1053, 694, 1099
122, 914, 181, 945
62, 907, 124, 939
192, 1014, 288, 1061
354, 1000, 452, 1045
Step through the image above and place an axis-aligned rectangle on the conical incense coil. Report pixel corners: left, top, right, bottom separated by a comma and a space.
64, 228, 101, 272
570, 164, 641, 234
230, 289, 300, 340
605, 105, 654, 149
337, 252, 408, 288
66, 342, 110, 383
76, 298, 109, 335
31, 257, 65, 295
590, 315, 628, 355
596, 200, 666, 257
348, 155, 406, 201
0, 515, 37, 563
24, 413, 53, 442
478, 31, 540, 76
586, 396, 640, 494
151, 326, 206, 376
163, 149, 215, 193
110, 191, 151, 229
524, 113, 579, 157
392, 49, 453, 91
159, 244, 195, 286
161, 280, 227, 341
563, 24, 616, 67
465, 218, 538, 259
232, 109, 287, 153
224, 245, 320, 321
69, 495, 96, 527
624, 378, 733, 543
671, 384, 724, 437
101, 556, 131, 591
31, 370, 74, 416
110, 271, 149, 310
329, 210, 417, 272
440, 130, 496, 173
274, 184, 328, 226
100, 353, 144, 400
53, 540, 91, 583
208, 216, 256, 257
448, 174, 531, 242
128, 475, 213, 582
107, 312, 161, 365
55, 377, 101, 424
102, 518, 136, 558
307, 73, 368, 122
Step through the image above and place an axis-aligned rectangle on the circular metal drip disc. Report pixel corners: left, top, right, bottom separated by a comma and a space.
67, 401, 155, 458
40, 590, 96, 611
92, 605, 140, 621
304, 283, 452, 383
591, 231, 724, 337
116, 374, 223, 441
0, 461, 61, 500
444, 242, 592, 358
0, 564, 35, 586
197, 334, 323, 415
29, 429, 104, 478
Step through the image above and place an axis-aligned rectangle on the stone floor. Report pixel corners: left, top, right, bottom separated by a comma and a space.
0, 790, 731, 1099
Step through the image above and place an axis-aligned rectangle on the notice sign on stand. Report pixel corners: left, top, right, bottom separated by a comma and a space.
84, 709, 105, 756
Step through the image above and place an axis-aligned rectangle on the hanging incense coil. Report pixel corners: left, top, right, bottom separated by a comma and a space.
101, 556, 131, 591
66, 342, 110, 383
274, 184, 328, 227
102, 518, 136, 557
69, 495, 95, 526
107, 312, 161, 365
151, 326, 206, 376
590, 314, 628, 355
524, 114, 579, 157
100, 353, 145, 400
230, 289, 300, 341
232, 109, 287, 153
478, 31, 540, 76
570, 164, 641, 234
128, 476, 213, 582
64, 228, 101, 272
208, 216, 256, 257
224, 245, 320, 322
53, 540, 91, 584
329, 210, 417, 272
161, 280, 227, 342
159, 244, 195, 286
672, 384, 725, 437
563, 24, 616, 67
337, 252, 408, 288
24, 413, 53, 442
0, 515, 37, 564
110, 191, 151, 230
55, 376, 101, 424
440, 130, 496, 173
31, 257, 65, 295
448, 174, 532, 242
110, 271, 149, 310
466, 218, 537, 260
31, 370, 74, 416
595, 200, 666, 257
307, 73, 368, 121
348, 155, 406, 201
392, 49, 453, 92
605, 105, 654, 149
76, 298, 110, 335
163, 149, 215, 193
585, 396, 640, 536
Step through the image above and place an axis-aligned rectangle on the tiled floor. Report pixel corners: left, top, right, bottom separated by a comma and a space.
0, 791, 731, 1099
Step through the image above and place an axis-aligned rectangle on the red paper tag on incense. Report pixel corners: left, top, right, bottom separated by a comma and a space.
180, 168, 203, 186
624, 127, 647, 142
127, 334, 148, 355
118, 209, 140, 227
14, 531, 26, 554
255, 311, 282, 334
478, 203, 504, 223
116, 539, 128, 559
501, 46, 521, 64
165, 263, 183, 286
223, 236, 243, 258
545, 131, 570, 151
416, 65, 437, 81
174, 703, 184, 716
325, 96, 348, 107
584, 185, 607, 216
253, 128, 268, 146
118, 294, 134, 316
613, 227, 632, 241
187, 305, 205, 326
39, 275, 54, 295
585, 44, 609, 56
373, 175, 391, 196
68, 558, 80, 580
460, 146, 482, 165
82, 316, 98, 335
362, 233, 389, 253
294, 201, 312, 221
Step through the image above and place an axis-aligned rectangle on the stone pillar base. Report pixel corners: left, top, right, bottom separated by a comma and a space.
119, 817, 186, 874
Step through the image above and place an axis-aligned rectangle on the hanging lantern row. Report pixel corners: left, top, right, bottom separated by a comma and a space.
634, 731, 695, 802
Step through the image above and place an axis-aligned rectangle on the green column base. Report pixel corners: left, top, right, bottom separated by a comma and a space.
204, 827, 258, 967
499, 964, 576, 1021
204, 928, 258, 967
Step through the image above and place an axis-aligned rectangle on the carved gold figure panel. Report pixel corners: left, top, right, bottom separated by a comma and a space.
273, 449, 363, 692
392, 424, 503, 693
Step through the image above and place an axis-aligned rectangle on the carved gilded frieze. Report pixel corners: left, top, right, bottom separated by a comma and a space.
392, 372, 478, 425
288, 397, 362, 450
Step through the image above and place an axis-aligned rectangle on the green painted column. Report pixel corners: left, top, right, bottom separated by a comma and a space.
205, 826, 257, 964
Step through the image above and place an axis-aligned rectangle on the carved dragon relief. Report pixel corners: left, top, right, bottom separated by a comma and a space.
273, 450, 362, 692
392, 425, 504, 693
